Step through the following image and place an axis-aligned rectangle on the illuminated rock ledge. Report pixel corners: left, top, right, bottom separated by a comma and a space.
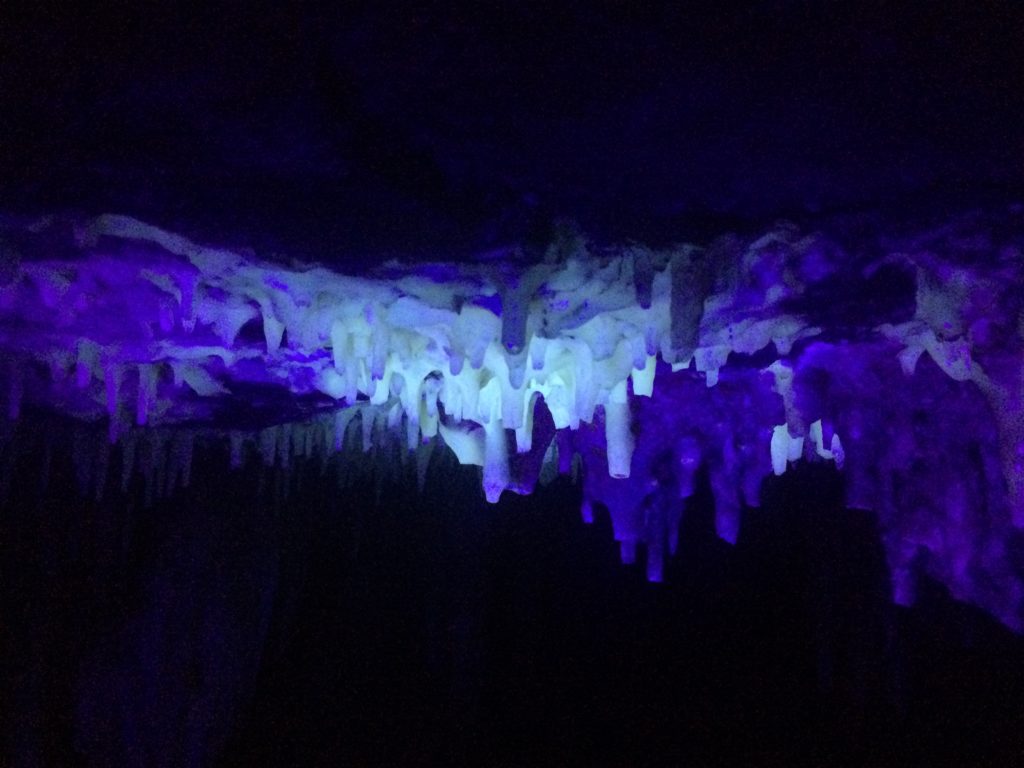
1, 208, 1022, 629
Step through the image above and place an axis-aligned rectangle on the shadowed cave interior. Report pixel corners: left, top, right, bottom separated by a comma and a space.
2, 409, 1023, 767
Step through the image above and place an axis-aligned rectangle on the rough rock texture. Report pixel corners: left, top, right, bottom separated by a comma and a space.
1, 206, 1022, 630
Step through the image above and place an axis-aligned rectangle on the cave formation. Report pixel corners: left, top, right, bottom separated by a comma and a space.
3, 3, 1024, 764
3, 209, 1023, 628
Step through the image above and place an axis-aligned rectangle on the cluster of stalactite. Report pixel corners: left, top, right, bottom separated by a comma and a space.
0, 206, 1022, 629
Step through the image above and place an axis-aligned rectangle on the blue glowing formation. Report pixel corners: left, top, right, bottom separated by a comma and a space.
0, 208, 1023, 631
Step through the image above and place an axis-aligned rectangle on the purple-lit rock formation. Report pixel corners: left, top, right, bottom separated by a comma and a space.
1, 207, 1022, 630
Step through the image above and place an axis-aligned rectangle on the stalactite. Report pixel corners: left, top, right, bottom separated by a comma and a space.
1, 208, 1022, 630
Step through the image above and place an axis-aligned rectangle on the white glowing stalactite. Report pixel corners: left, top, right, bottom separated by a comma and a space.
2, 209, 1023, 630
0, 213, 962, 508
0, 213, 984, 514
604, 380, 634, 479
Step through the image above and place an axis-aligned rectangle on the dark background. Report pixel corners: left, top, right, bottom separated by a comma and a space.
2, 2, 1024, 765
2, 1, 1022, 261
2, 414, 1023, 767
